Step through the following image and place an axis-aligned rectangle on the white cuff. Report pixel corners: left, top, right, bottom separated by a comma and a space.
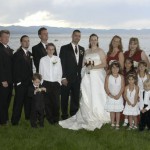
17, 82, 21, 86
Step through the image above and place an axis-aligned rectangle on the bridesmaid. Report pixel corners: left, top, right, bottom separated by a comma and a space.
106, 35, 124, 72
124, 37, 149, 69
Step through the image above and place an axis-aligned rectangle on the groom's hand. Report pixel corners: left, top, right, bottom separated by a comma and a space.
61, 79, 68, 86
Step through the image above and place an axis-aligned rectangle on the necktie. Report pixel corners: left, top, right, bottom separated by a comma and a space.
143, 91, 145, 100
75, 46, 78, 54
6, 45, 9, 49
26, 51, 29, 57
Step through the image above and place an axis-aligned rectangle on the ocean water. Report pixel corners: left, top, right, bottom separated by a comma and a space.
9, 33, 150, 57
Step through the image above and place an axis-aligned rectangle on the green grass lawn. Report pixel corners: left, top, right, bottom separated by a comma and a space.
0, 96, 150, 150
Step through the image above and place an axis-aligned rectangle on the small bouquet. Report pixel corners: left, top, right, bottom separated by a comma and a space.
84, 58, 94, 74
85, 59, 94, 67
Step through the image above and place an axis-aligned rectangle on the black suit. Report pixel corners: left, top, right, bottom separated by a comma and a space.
139, 91, 150, 131
32, 42, 57, 73
59, 43, 84, 119
0, 43, 13, 124
28, 85, 45, 127
11, 48, 33, 125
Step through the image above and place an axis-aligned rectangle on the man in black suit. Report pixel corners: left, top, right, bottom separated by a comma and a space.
0, 30, 13, 125
59, 30, 85, 120
32, 27, 57, 73
11, 35, 33, 125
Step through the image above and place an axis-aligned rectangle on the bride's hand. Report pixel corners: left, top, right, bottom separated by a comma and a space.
108, 93, 114, 98
113, 95, 120, 100
87, 65, 92, 70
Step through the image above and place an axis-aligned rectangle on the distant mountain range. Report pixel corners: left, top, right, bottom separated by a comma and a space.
0, 25, 150, 34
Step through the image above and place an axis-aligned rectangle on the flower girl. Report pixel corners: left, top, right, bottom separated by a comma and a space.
123, 74, 140, 130
105, 61, 124, 129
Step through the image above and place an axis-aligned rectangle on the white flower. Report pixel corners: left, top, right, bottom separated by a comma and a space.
109, 60, 115, 65
38, 88, 42, 92
80, 50, 83, 55
133, 61, 138, 68
52, 59, 57, 65
30, 56, 33, 59
85, 58, 94, 66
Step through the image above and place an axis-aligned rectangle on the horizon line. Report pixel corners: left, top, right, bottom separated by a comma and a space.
0, 25, 150, 30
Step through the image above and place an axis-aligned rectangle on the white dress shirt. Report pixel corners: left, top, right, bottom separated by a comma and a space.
22, 47, 28, 55
39, 55, 62, 85
41, 42, 47, 49
71, 43, 79, 64
1, 43, 8, 48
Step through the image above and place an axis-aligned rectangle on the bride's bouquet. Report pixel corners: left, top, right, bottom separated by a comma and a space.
85, 59, 94, 67
84, 58, 94, 74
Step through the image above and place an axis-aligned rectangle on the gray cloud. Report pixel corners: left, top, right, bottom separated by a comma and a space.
0, 0, 150, 29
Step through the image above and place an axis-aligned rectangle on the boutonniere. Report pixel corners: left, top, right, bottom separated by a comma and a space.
80, 50, 84, 55
52, 59, 57, 65
133, 61, 138, 68
30, 56, 33, 59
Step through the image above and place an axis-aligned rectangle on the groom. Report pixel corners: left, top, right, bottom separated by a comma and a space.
59, 30, 85, 120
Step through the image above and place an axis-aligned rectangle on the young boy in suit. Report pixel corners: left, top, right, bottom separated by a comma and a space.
28, 73, 46, 128
139, 79, 150, 131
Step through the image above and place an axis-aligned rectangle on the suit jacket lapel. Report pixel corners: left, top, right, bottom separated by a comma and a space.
78, 46, 84, 66
0, 43, 13, 56
21, 48, 31, 65
39, 42, 47, 55
78, 46, 82, 66
69, 43, 77, 65
20, 48, 27, 61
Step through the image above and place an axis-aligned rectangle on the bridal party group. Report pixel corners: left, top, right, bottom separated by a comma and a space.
0, 27, 150, 131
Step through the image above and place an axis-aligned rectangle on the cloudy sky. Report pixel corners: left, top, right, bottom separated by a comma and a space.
0, 0, 150, 29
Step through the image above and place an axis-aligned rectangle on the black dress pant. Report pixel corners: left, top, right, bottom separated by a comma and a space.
11, 83, 31, 125
0, 83, 13, 125
61, 78, 80, 120
30, 108, 44, 127
6, 84, 13, 121
42, 81, 60, 124
139, 105, 150, 131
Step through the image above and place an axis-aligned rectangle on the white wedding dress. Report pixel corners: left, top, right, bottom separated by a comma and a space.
59, 52, 110, 131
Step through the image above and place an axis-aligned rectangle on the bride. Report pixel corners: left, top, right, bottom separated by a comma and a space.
59, 34, 110, 131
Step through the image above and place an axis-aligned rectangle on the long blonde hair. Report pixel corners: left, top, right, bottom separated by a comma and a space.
128, 37, 140, 51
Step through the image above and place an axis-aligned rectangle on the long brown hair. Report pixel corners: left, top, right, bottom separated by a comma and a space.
126, 73, 137, 85
89, 33, 99, 48
107, 35, 123, 55
109, 61, 123, 75
46, 43, 57, 56
124, 57, 134, 71
128, 37, 140, 51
